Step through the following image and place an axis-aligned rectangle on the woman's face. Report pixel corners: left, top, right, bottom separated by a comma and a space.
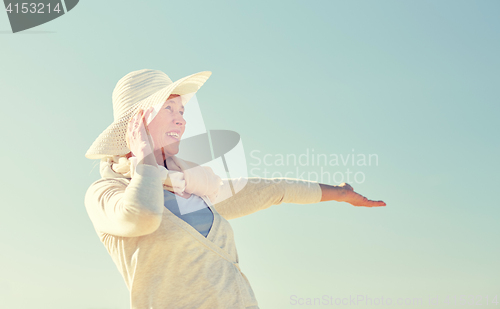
148, 94, 186, 158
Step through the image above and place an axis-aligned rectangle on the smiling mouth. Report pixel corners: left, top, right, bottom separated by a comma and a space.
166, 132, 180, 140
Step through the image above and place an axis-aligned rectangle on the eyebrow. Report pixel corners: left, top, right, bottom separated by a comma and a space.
166, 100, 184, 111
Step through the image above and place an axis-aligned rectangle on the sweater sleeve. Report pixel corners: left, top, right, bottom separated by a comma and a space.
211, 177, 322, 220
84, 164, 166, 237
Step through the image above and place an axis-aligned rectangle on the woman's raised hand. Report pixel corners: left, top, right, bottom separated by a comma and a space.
126, 108, 157, 166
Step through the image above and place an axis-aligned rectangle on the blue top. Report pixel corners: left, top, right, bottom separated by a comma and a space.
163, 190, 214, 237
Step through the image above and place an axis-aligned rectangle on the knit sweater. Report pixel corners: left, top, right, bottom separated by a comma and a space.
84, 160, 323, 309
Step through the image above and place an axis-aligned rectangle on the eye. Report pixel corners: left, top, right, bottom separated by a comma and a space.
180, 111, 184, 116
165, 105, 172, 111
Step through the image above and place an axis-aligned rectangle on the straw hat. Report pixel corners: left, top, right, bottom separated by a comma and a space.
85, 69, 212, 159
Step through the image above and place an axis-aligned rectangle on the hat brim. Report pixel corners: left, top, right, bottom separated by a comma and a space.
85, 71, 212, 160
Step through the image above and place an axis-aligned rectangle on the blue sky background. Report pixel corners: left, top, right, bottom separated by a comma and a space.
1, 1, 499, 308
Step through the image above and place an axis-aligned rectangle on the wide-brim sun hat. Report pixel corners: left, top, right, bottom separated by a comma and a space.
85, 69, 212, 159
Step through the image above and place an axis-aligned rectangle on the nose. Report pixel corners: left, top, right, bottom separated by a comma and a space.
173, 113, 186, 126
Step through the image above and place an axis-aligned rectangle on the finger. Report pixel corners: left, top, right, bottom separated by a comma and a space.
350, 193, 369, 207
128, 110, 138, 130
360, 200, 386, 207
126, 113, 138, 148
134, 109, 143, 126
137, 113, 154, 147
141, 110, 151, 135
136, 112, 149, 135
143, 108, 153, 124
359, 196, 369, 206
129, 110, 141, 133
144, 105, 155, 118
127, 110, 144, 150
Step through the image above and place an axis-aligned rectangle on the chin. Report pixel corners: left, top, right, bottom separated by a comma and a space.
163, 145, 180, 157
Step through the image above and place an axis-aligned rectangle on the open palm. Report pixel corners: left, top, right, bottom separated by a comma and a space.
339, 183, 386, 207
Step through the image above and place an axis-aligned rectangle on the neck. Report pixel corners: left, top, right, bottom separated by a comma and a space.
154, 148, 173, 168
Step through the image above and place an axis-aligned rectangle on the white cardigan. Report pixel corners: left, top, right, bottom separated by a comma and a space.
84, 160, 322, 308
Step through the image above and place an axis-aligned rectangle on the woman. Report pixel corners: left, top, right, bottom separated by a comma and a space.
84, 69, 386, 309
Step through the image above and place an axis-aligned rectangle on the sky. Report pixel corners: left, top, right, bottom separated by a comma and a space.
0, 0, 499, 308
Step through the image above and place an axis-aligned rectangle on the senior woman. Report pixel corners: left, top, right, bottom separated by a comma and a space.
84, 69, 386, 309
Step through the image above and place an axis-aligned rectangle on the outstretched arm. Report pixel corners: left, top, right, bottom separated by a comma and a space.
211, 177, 322, 220
211, 177, 385, 220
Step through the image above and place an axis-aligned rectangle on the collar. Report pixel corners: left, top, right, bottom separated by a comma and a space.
99, 158, 129, 179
